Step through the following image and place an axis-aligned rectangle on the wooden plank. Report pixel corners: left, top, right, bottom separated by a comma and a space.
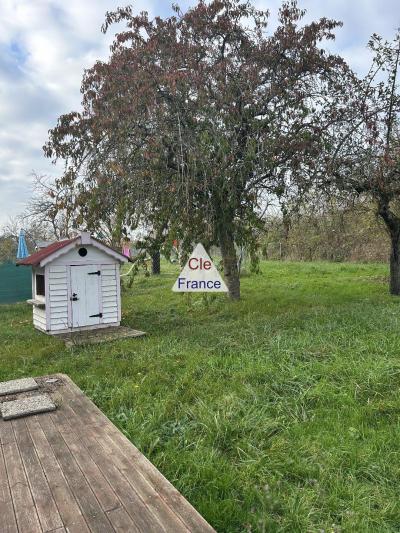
112, 433, 214, 532
102, 294, 118, 301
102, 301, 117, 307
102, 307, 118, 314
50, 301, 68, 309
101, 279, 117, 286
101, 285, 117, 292
106, 506, 141, 533
49, 283, 68, 290
102, 316, 119, 323
33, 318, 47, 326
50, 324, 69, 331
49, 296, 68, 303
38, 414, 114, 533
58, 388, 170, 533
61, 376, 214, 532
101, 303, 117, 309
50, 311, 68, 318
102, 294, 117, 301
49, 288, 67, 298
25, 416, 91, 533
65, 378, 214, 532
57, 399, 188, 532
49, 273, 67, 280
12, 417, 64, 532
99, 433, 190, 532
49, 319, 69, 326
102, 303, 118, 310
49, 290, 68, 297
0, 442, 18, 533
49, 409, 120, 513
2, 421, 42, 533
49, 275, 67, 281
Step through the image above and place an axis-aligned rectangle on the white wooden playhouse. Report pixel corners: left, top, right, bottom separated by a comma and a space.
17, 232, 128, 334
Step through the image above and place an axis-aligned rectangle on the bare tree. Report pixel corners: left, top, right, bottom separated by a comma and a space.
23, 173, 76, 240
0, 216, 48, 261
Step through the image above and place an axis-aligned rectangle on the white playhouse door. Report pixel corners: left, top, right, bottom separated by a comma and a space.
70, 265, 102, 328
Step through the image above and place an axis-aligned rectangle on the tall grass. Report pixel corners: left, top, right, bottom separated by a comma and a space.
1, 261, 399, 531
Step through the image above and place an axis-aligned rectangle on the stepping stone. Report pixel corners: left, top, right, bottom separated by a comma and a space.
60, 326, 146, 347
0, 377, 38, 396
0, 394, 56, 420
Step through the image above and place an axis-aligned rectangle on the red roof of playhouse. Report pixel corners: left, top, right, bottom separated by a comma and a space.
17, 239, 77, 266
17, 233, 129, 267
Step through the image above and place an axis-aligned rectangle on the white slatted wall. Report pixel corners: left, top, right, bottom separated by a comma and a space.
101, 265, 120, 324
33, 306, 46, 331
48, 266, 69, 332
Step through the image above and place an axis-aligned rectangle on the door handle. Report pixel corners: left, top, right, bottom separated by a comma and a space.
70, 293, 79, 301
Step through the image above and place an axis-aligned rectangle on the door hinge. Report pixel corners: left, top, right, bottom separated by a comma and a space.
89, 313, 103, 318
88, 270, 101, 276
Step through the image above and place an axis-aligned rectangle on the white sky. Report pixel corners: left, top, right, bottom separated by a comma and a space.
0, 0, 399, 225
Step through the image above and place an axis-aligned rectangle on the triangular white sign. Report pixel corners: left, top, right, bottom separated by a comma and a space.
172, 243, 228, 292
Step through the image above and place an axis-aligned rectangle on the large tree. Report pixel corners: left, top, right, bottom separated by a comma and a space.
45, 0, 350, 298
328, 33, 400, 294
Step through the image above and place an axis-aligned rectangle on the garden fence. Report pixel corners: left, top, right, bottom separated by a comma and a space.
0, 262, 31, 304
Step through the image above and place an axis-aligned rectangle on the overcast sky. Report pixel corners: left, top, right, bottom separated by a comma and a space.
0, 0, 399, 226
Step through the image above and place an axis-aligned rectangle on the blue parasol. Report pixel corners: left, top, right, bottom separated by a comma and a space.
17, 229, 29, 259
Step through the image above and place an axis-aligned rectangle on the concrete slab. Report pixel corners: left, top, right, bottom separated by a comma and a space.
59, 326, 146, 347
0, 377, 38, 397
0, 394, 56, 420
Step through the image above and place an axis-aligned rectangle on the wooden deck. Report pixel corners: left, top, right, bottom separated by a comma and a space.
0, 374, 215, 533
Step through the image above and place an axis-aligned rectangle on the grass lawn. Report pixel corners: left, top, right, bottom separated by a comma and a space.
1, 260, 400, 532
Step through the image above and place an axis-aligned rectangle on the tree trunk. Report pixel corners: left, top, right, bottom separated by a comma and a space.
152, 251, 161, 275
378, 201, 400, 295
218, 226, 240, 300
389, 234, 400, 295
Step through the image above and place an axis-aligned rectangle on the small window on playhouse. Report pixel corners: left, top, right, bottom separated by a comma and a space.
36, 274, 45, 297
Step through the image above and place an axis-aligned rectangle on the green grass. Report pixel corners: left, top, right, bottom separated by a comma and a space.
1, 260, 400, 532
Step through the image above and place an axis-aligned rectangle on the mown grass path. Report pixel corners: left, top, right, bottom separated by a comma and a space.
1, 261, 399, 532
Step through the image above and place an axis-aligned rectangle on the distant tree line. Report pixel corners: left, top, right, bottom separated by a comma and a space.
261, 199, 388, 263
